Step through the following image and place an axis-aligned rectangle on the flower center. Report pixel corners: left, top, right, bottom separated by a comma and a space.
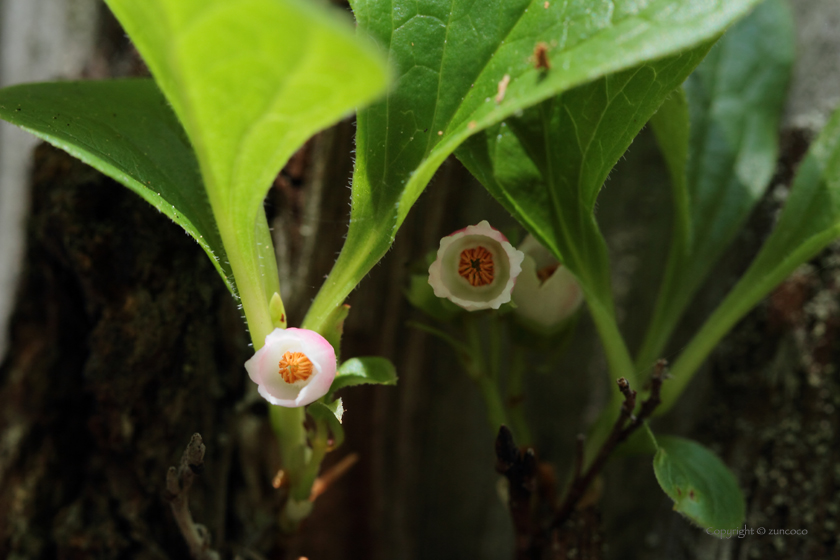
458, 246, 494, 287
278, 351, 313, 384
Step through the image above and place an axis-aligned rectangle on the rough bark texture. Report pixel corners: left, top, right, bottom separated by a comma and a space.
0, 144, 279, 559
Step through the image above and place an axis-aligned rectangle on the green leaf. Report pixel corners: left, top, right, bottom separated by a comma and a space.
303, 0, 765, 334
653, 436, 745, 531
661, 104, 840, 413
269, 292, 288, 329
327, 357, 398, 399
638, 0, 795, 371
0, 79, 233, 294
308, 399, 345, 449
104, 0, 388, 343
458, 48, 711, 386
322, 304, 351, 361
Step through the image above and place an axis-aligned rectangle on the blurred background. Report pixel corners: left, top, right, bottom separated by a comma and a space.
0, 1, 838, 558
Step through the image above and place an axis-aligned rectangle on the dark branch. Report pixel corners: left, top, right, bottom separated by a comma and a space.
550, 362, 668, 532
164, 433, 220, 560
634, 359, 666, 423
495, 426, 539, 559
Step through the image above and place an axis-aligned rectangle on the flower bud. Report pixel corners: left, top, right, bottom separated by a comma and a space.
245, 328, 337, 407
512, 235, 583, 330
428, 220, 524, 311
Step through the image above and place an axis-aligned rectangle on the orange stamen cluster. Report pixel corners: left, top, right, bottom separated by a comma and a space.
458, 246, 495, 287
278, 351, 313, 384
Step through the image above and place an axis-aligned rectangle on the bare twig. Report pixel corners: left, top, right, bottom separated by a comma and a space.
550, 361, 668, 532
495, 426, 538, 559
309, 453, 359, 501
164, 433, 220, 560
635, 359, 666, 422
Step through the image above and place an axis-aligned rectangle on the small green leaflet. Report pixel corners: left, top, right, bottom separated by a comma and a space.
308, 399, 346, 449
0, 80, 233, 294
303, 0, 765, 334
661, 104, 840, 412
327, 357, 398, 400
638, 0, 795, 371
653, 436, 745, 532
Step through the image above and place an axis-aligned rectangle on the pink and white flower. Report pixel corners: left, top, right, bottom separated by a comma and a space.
428, 220, 525, 311
245, 328, 336, 407
512, 235, 583, 330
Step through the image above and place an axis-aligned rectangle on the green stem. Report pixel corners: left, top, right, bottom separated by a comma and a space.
660, 227, 840, 415
575, 293, 637, 469
507, 344, 533, 445
488, 315, 502, 382
294, 417, 330, 502
462, 315, 509, 432
637, 91, 694, 375
214, 210, 280, 343
586, 296, 637, 388
215, 211, 311, 522
462, 315, 485, 382
302, 226, 382, 335
477, 377, 509, 432
270, 405, 307, 481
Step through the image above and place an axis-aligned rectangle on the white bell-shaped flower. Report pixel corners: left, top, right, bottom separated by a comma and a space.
512, 235, 583, 330
245, 328, 337, 407
428, 220, 524, 311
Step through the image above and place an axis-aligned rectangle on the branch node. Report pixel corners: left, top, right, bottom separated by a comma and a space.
165, 433, 220, 560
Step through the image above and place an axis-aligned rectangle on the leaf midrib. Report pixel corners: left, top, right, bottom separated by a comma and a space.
418, 0, 531, 160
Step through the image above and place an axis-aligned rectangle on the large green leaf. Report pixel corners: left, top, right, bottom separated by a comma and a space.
104, 0, 389, 343
0, 80, 233, 293
302, 0, 764, 333
661, 105, 840, 412
653, 436, 745, 531
457, 49, 710, 386
638, 0, 795, 371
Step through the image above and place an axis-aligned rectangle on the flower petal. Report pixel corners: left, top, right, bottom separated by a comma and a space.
246, 327, 337, 408
512, 236, 584, 330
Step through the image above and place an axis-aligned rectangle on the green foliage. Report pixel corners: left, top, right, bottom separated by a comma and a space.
303, 0, 765, 335
103, 0, 388, 343
308, 399, 346, 449
0, 0, 815, 532
321, 304, 351, 360
653, 436, 745, 531
327, 357, 399, 400
269, 292, 288, 330
405, 274, 464, 323
639, 0, 795, 371
662, 103, 840, 412
457, 47, 711, 384
0, 80, 233, 294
